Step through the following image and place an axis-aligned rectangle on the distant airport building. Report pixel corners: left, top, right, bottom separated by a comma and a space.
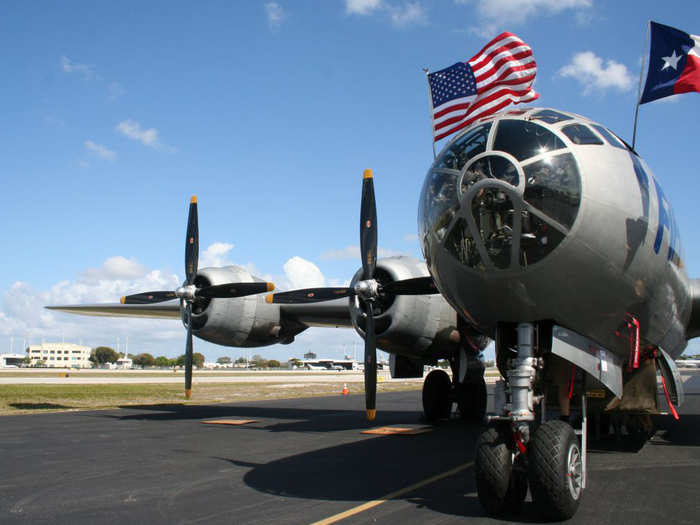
26, 342, 92, 368
299, 358, 358, 371
0, 353, 25, 367
115, 357, 133, 369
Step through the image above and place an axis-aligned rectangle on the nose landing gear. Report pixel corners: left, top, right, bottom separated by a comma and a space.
475, 322, 586, 520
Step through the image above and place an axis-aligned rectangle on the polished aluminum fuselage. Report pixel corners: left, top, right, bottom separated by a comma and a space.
422, 109, 691, 359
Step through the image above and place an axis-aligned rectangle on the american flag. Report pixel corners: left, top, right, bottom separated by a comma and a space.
428, 32, 538, 142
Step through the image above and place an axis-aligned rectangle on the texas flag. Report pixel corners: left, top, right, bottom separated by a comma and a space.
640, 21, 700, 104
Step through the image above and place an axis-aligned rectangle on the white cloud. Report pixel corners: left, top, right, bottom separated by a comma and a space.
388, 2, 426, 27
0, 258, 183, 353
200, 242, 235, 268
346, 0, 384, 15
60, 55, 94, 79
79, 256, 149, 284
265, 2, 287, 29
346, 0, 426, 27
115, 120, 158, 146
84, 140, 116, 161
403, 233, 418, 242
283, 257, 326, 289
115, 119, 173, 151
558, 51, 634, 94
456, 0, 592, 36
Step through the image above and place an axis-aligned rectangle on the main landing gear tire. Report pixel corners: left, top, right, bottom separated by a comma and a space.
475, 425, 527, 516
457, 378, 487, 422
529, 420, 583, 521
422, 369, 451, 422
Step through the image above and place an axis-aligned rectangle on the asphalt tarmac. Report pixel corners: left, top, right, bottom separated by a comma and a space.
1, 374, 700, 524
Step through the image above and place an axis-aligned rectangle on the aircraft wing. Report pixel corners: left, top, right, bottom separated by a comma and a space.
45, 298, 353, 326
46, 301, 181, 320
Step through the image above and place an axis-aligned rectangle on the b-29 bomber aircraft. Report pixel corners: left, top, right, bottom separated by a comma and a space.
50, 107, 700, 520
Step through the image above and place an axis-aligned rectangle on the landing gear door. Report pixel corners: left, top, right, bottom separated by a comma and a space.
550, 326, 624, 399
656, 347, 684, 407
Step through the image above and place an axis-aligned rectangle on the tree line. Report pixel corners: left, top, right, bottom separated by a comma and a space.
88, 347, 284, 369
89, 346, 205, 368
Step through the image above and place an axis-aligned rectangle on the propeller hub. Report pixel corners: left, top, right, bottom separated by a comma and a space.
176, 284, 198, 302
354, 279, 380, 301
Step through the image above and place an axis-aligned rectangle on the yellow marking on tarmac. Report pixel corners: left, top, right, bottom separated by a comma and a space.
361, 425, 433, 436
201, 419, 258, 426
309, 461, 474, 525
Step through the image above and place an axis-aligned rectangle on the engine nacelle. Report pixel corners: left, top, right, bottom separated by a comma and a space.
349, 256, 461, 361
189, 266, 305, 347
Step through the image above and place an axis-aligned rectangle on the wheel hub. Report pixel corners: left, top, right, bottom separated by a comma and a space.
566, 443, 583, 500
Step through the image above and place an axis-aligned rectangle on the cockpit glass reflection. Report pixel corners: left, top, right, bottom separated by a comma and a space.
461, 155, 519, 193
530, 109, 573, 124
434, 123, 491, 170
523, 153, 581, 229
591, 124, 626, 149
418, 169, 460, 247
562, 124, 604, 145
420, 111, 585, 273
493, 119, 566, 161
520, 211, 565, 267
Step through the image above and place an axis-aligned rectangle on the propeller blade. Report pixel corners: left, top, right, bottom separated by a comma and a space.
381, 276, 438, 296
364, 301, 377, 421
185, 196, 199, 286
197, 282, 274, 299
360, 169, 377, 280
120, 291, 177, 304
184, 304, 193, 399
266, 287, 354, 304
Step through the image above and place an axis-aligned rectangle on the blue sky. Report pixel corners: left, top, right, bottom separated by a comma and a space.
2, 0, 700, 362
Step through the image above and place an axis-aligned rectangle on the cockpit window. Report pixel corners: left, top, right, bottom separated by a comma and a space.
591, 124, 626, 149
461, 155, 519, 192
523, 153, 581, 229
561, 124, 604, 145
419, 170, 460, 243
530, 109, 573, 124
493, 120, 566, 161
434, 123, 491, 170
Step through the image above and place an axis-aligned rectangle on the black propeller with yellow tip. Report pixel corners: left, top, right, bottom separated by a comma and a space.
266, 170, 438, 421
120, 196, 274, 399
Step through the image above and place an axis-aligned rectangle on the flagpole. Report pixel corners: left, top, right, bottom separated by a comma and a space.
423, 67, 436, 159
632, 21, 651, 150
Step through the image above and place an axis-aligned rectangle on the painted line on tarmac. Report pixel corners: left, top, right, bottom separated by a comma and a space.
309, 461, 474, 525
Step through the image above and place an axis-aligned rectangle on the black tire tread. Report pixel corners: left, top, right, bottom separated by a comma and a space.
475, 426, 512, 515
529, 420, 582, 520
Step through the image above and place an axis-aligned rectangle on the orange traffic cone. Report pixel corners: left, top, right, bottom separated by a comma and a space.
341, 383, 349, 396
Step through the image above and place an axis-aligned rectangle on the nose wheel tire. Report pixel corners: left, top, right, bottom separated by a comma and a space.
529, 420, 583, 520
475, 425, 528, 516
422, 369, 452, 422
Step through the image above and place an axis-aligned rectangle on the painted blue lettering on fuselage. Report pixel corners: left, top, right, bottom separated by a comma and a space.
630, 154, 649, 220
653, 178, 681, 265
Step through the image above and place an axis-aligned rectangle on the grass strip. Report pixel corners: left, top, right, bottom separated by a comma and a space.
0, 381, 421, 416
